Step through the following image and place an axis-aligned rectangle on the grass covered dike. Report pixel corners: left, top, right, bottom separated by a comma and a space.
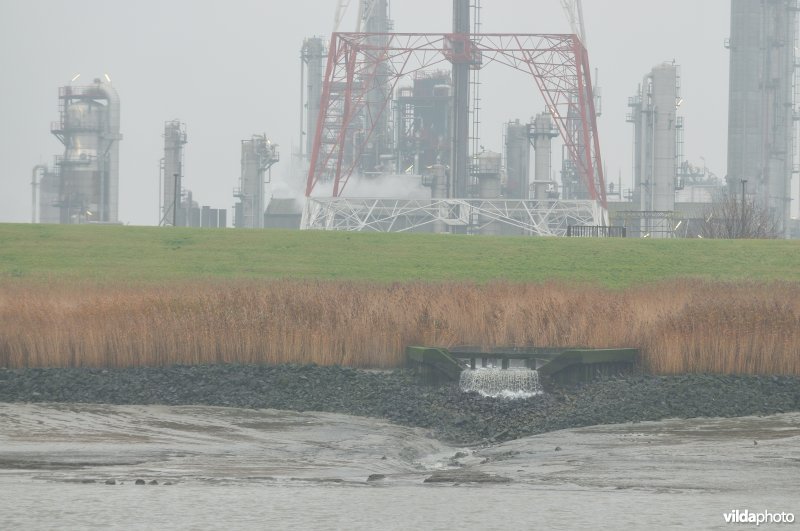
2, 223, 800, 286
1, 223, 799, 376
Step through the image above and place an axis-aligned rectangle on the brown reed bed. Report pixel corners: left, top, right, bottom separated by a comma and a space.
1, 279, 799, 376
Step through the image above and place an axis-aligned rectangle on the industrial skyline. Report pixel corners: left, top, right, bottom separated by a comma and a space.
2, 0, 795, 227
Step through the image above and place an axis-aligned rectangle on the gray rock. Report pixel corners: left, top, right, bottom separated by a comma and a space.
1, 365, 799, 446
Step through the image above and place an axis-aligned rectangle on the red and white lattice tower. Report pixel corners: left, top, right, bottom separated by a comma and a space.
305, 32, 607, 208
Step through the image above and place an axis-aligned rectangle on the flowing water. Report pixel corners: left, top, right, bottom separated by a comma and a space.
1, 403, 799, 530
459, 368, 543, 398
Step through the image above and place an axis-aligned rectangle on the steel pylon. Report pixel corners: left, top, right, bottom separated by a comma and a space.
306, 32, 606, 208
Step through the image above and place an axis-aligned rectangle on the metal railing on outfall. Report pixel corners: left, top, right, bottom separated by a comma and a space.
566, 225, 627, 238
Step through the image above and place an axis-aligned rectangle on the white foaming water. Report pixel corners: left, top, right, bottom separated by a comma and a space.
459, 368, 543, 399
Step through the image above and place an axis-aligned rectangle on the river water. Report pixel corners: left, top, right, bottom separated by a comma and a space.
1, 403, 798, 530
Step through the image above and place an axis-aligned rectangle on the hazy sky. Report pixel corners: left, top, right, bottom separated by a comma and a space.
1, 1, 740, 225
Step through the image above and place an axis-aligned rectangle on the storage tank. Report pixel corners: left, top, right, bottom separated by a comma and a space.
32, 164, 60, 224
476, 151, 502, 198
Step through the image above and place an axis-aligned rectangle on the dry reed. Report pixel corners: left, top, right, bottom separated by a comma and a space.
1, 279, 799, 375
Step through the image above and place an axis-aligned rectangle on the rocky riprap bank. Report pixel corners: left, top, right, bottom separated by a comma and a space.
1, 365, 799, 444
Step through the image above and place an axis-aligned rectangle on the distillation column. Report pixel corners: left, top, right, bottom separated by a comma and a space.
50, 78, 121, 224
363, 1, 393, 173
161, 120, 187, 226
37, 168, 61, 224
31, 165, 46, 224
531, 112, 558, 200
629, 63, 678, 236
235, 135, 279, 229
31, 164, 60, 224
504, 120, 530, 199
450, 0, 471, 198
302, 37, 326, 160
727, 0, 797, 237
649, 64, 678, 214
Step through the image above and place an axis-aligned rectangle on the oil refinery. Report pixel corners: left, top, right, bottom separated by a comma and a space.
29, 0, 800, 238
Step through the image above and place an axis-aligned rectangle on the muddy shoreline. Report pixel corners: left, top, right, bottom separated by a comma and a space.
1, 365, 799, 444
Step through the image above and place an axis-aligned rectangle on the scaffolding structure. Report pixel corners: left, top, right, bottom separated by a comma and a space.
301, 197, 603, 235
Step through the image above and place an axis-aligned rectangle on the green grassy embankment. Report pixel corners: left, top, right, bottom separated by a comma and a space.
1, 223, 799, 286
1, 223, 799, 375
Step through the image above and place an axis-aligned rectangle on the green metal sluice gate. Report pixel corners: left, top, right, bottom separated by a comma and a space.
406, 346, 639, 387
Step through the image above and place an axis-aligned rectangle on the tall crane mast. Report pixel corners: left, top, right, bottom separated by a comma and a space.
333, 0, 353, 32
560, 0, 600, 117
334, 0, 382, 32
560, 0, 587, 47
